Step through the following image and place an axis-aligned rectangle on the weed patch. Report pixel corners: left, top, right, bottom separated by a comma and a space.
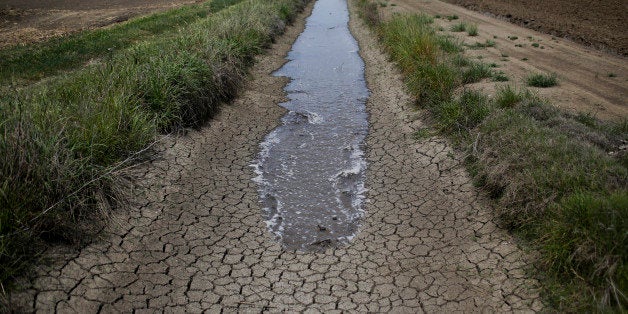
527, 72, 558, 87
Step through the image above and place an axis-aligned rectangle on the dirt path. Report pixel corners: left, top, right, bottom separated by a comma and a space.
0, 0, 198, 48
9, 1, 543, 311
387, 0, 627, 121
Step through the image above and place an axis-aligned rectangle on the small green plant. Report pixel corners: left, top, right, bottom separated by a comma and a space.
467, 39, 495, 49
522, 57, 529, 61
413, 128, 433, 140
466, 24, 478, 36
532, 43, 540, 48
462, 62, 493, 83
436, 90, 492, 135
527, 72, 558, 87
446, 14, 459, 21
450, 22, 467, 32
508, 36, 518, 40
515, 44, 524, 47
489, 62, 499, 68
452, 54, 471, 67
494, 85, 530, 107
435, 14, 442, 18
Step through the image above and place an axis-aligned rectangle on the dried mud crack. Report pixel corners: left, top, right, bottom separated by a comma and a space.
9, 1, 543, 311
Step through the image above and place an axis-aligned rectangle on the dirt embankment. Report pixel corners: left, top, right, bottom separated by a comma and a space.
0, 0, 200, 48
441, 0, 628, 56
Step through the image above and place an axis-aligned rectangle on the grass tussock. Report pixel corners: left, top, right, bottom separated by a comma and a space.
527, 72, 558, 87
356, 0, 627, 310
0, 0, 307, 289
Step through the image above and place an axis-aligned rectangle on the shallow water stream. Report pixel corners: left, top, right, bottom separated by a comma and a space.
253, 0, 369, 251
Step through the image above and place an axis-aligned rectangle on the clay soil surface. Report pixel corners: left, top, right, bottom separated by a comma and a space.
0, 0, 200, 48
386, 0, 628, 121
442, 0, 628, 56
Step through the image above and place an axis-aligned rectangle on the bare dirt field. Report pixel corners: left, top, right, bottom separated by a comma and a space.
386, 0, 628, 121
442, 0, 628, 56
0, 0, 200, 48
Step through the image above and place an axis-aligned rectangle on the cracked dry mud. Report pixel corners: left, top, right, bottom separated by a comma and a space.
10, 1, 543, 312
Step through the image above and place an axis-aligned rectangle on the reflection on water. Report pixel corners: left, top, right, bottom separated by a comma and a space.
252, 0, 369, 251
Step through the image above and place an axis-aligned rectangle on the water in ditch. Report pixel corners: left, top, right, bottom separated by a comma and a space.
252, 0, 369, 251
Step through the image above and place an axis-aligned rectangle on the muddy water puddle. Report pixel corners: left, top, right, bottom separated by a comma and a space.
253, 0, 369, 251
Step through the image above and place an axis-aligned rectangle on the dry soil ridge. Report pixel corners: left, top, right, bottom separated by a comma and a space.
9, 1, 542, 311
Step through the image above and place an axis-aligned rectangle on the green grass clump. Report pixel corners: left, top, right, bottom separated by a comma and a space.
494, 85, 531, 107
446, 15, 459, 21
450, 22, 467, 32
436, 90, 491, 137
543, 191, 627, 309
527, 72, 558, 87
508, 35, 518, 40
0, 0, 306, 289
462, 62, 493, 83
467, 39, 495, 49
0, 0, 245, 86
466, 24, 478, 36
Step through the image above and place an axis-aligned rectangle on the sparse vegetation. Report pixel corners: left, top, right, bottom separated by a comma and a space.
467, 39, 495, 49
466, 24, 478, 36
532, 43, 540, 48
527, 72, 558, 87
508, 35, 518, 40
450, 21, 467, 32
357, 0, 627, 310
0, 0, 306, 290
446, 14, 459, 21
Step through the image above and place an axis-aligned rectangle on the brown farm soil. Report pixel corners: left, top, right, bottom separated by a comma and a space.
0, 0, 200, 48
441, 0, 628, 56
386, 0, 628, 121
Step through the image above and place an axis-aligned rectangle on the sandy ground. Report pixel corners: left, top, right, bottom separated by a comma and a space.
442, 0, 628, 56
7, 1, 543, 311
0, 0, 200, 48
386, 0, 628, 121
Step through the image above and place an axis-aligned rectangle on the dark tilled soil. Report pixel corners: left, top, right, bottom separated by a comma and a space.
442, 0, 628, 56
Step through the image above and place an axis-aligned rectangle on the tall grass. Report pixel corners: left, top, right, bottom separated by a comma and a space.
0, 0, 307, 289
0, 0, 245, 86
356, 0, 627, 310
